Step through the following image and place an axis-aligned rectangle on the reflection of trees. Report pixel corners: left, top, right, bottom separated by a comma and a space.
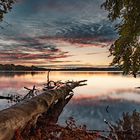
0, 72, 45, 78
60, 71, 122, 76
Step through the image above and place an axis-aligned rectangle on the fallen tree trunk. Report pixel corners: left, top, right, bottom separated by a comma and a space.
37, 94, 74, 126
19, 93, 74, 140
0, 80, 86, 140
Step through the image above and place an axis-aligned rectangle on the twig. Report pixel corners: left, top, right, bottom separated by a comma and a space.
106, 105, 110, 113
0, 95, 12, 100
104, 119, 119, 140
23, 85, 37, 100
47, 70, 51, 84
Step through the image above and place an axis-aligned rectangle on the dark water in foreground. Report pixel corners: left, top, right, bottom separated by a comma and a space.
0, 71, 140, 129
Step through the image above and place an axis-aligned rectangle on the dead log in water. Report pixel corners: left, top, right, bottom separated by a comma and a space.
0, 80, 87, 140
37, 93, 74, 126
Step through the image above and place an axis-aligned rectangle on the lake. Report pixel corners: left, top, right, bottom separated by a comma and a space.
0, 71, 140, 130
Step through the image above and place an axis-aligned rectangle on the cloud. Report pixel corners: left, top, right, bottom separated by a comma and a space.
2, 0, 117, 45
56, 20, 117, 41
10, 0, 105, 17
0, 36, 71, 65
4, 0, 108, 37
40, 63, 94, 69
49, 60, 81, 63
0, 0, 117, 66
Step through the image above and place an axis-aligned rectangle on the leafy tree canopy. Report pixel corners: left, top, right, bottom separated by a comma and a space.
0, 0, 16, 21
102, 0, 140, 77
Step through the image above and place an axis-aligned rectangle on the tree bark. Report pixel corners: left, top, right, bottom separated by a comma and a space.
0, 80, 86, 140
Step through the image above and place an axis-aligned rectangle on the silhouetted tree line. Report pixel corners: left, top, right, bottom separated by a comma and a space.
0, 64, 46, 71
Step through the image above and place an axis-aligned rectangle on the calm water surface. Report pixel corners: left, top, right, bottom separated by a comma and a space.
0, 71, 140, 129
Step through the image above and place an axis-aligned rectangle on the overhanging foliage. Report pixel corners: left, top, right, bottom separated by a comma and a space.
102, 0, 140, 77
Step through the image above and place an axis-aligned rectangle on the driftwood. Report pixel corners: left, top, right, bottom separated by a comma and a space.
37, 93, 74, 125
19, 93, 74, 139
0, 80, 87, 140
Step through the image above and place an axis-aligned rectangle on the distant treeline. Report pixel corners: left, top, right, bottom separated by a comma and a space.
49, 67, 121, 71
0, 64, 121, 72
0, 64, 46, 71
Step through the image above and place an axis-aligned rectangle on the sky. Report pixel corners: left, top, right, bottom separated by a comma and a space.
0, 0, 117, 68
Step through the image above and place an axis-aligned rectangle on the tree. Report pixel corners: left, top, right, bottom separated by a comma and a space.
0, 0, 16, 21
102, 0, 140, 77
0, 80, 87, 140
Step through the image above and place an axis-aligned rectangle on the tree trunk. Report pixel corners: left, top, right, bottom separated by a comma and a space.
0, 80, 86, 140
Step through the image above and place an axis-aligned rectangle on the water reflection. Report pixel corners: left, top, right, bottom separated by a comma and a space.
0, 71, 140, 129
60, 98, 140, 130
0, 71, 43, 77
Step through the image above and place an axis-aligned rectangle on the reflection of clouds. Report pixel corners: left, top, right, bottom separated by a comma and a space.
0, 71, 139, 129
106, 89, 140, 103
0, 72, 46, 90
74, 89, 140, 103
74, 88, 140, 103
0, 71, 139, 103
59, 98, 140, 129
